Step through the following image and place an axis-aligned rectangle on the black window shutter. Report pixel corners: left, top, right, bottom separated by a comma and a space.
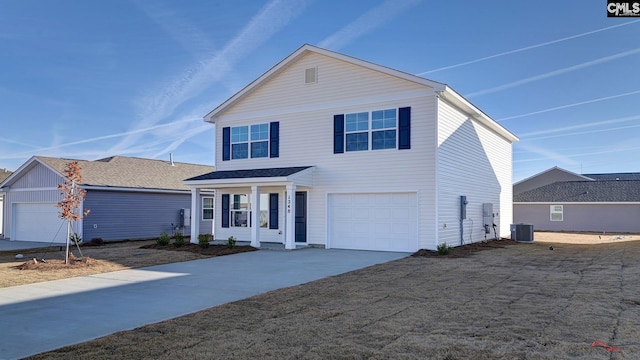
269, 193, 278, 229
221, 194, 230, 228
270, 122, 279, 158
222, 127, 231, 161
333, 114, 344, 154
398, 107, 411, 150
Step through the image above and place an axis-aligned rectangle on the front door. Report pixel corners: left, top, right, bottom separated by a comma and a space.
295, 192, 307, 243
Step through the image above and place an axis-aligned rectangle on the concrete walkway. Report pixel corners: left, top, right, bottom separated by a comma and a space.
0, 248, 408, 359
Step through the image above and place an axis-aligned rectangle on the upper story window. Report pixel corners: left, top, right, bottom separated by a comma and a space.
371, 109, 397, 150
334, 107, 410, 154
340, 108, 399, 152
250, 124, 269, 158
345, 112, 369, 151
223, 122, 279, 161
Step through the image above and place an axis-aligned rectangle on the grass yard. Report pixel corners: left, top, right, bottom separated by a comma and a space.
24, 233, 640, 359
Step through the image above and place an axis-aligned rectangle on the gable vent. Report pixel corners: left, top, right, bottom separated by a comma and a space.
305, 67, 317, 84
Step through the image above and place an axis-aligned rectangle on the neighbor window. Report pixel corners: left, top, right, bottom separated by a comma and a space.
344, 109, 397, 151
202, 197, 214, 220
550, 205, 563, 221
231, 194, 249, 227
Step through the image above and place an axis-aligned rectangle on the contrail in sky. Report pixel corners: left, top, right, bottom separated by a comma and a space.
418, 19, 640, 75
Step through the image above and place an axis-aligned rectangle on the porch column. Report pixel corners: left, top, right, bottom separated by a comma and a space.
285, 184, 296, 250
190, 188, 200, 244
250, 186, 261, 248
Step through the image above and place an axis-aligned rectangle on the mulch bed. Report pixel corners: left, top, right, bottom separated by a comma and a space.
16, 254, 99, 270
412, 238, 519, 258
139, 243, 258, 256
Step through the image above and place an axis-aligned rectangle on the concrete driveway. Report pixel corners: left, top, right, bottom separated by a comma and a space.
0, 248, 408, 359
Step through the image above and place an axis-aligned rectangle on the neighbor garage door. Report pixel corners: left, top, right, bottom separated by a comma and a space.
13, 203, 66, 243
328, 193, 417, 252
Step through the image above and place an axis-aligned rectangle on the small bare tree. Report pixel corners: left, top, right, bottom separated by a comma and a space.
55, 161, 90, 264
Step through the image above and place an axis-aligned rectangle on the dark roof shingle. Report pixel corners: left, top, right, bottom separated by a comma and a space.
186, 166, 312, 181
514, 180, 640, 202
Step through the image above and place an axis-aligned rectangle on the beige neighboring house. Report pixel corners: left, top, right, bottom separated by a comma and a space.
0, 156, 214, 243
0, 168, 13, 238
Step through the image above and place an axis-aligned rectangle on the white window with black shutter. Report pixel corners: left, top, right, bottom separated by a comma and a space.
221, 193, 279, 229
222, 122, 279, 161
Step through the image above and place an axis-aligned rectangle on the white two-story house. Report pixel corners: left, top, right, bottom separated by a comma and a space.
185, 44, 518, 252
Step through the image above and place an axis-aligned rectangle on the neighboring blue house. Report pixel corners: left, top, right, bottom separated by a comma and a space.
0, 156, 214, 243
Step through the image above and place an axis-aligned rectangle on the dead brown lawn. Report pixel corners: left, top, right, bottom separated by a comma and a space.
0, 240, 255, 288
26, 233, 640, 360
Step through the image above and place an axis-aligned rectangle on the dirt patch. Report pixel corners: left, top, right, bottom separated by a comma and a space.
27, 236, 640, 359
534, 231, 640, 245
0, 240, 256, 288
412, 238, 518, 258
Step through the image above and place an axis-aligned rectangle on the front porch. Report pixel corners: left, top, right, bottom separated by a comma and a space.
184, 166, 315, 250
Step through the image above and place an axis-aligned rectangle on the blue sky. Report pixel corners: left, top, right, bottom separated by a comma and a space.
1, 0, 638, 182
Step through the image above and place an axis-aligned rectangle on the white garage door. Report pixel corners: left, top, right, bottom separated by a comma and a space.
329, 193, 417, 252
14, 203, 67, 243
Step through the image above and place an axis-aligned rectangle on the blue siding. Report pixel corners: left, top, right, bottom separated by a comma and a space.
82, 190, 191, 241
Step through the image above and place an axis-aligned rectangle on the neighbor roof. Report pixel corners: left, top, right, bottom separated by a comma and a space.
0, 168, 12, 183
583, 172, 640, 181
514, 180, 640, 202
1, 156, 214, 191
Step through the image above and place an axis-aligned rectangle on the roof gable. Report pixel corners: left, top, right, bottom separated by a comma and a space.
203, 44, 518, 143
513, 166, 593, 195
204, 44, 445, 123
1, 156, 214, 191
514, 180, 640, 202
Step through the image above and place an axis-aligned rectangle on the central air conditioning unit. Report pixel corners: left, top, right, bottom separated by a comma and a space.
510, 224, 534, 242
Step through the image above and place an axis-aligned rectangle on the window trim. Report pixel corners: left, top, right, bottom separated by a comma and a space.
231, 194, 249, 227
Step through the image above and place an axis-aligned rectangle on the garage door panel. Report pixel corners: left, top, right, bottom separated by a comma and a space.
14, 203, 67, 243
329, 193, 417, 252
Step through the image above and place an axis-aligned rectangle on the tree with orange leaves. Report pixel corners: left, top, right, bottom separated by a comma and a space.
55, 161, 90, 264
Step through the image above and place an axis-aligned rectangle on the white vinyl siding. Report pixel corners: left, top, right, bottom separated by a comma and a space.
436, 98, 514, 248
208, 50, 514, 251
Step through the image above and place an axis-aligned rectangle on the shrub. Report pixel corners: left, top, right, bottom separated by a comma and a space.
227, 236, 236, 249
173, 232, 185, 248
157, 231, 171, 246
198, 234, 211, 249
89, 238, 104, 246
69, 233, 82, 245
437, 242, 451, 255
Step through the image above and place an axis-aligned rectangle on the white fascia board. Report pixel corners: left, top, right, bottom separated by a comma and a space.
438, 86, 519, 143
